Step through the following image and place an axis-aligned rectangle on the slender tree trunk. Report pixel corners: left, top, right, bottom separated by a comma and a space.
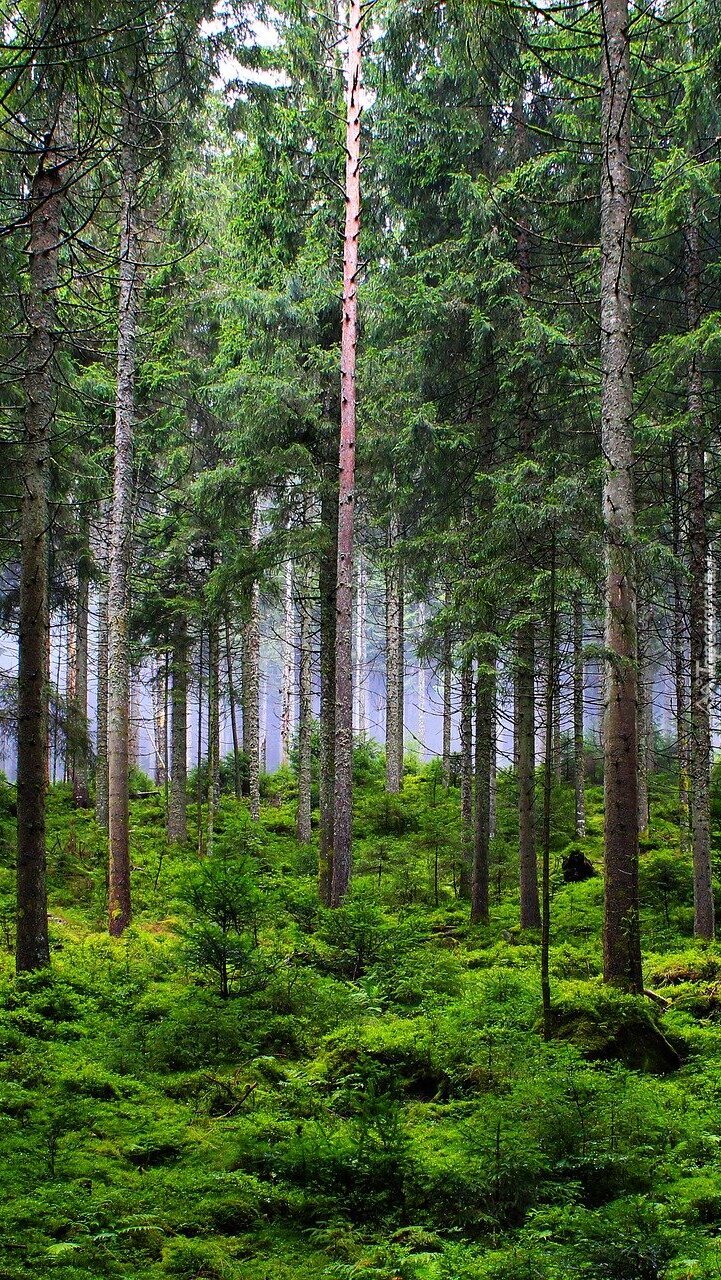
541, 537, 558, 1040
245, 498, 262, 822
686, 211, 714, 940
471, 662, 492, 925
353, 554, 367, 736
330, 0, 362, 907
151, 656, 167, 787
637, 590, 650, 836
442, 622, 452, 788
16, 94, 65, 972
224, 615, 242, 801
573, 593, 586, 837
319, 482, 337, 904
168, 614, 188, 843
280, 558, 295, 766
385, 520, 404, 793
207, 620, 220, 855
518, 622, 541, 928
296, 535, 313, 845
65, 596, 76, 783
670, 441, 690, 847
196, 624, 205, 856
95, 510, 110, 830
107, 96, 142, 937
416, 601, 427, 758
72, 531, 90, 808
600, 0, 642, 991
459, 659, 473, 898
489, 668, 497, 840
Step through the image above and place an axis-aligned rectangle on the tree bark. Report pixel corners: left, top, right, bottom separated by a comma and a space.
245, 497, 261, 822
16, 91, 65, 972
280, 558, 295, 766
670, 440, 690, 848
686, 211, 714, 940
416, 601, 427, 758
541, 537, 558, 1039
319, 482, 337, 904
224, 615, 242, 801
471, 662, 492, 926
600, 0, 642, 991
107, 94, 142, 937
296, 529, 313, 845
95, 509, 110, 830
168, 614, 188, 843
72, 532, 90, 808
637, 591, 650, 836
354, 554, 367, 736
572, 593, 586, 837
517, 622, 541, 928
207, 619, 220, 855
459, 658, 473, 898
330, 0, 362, 907
385, 520, 404, 793
442, 622, 452, 788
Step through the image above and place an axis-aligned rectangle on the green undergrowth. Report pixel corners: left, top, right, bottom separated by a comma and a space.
1, 762, 721, 1278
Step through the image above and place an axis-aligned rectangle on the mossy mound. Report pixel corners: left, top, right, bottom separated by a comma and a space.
548, 989, 685, 1073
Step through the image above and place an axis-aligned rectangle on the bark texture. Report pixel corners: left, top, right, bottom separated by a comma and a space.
686, 213, 714, 940
459, 659, 473, 899
245, 498, 262, 822
385, 522, 404, 794
296, 538, 313, 845
517, 624, 541, 929
572, 593, 586, 837
330, 0, 362, 907
600, 0, 642, 991
168, 614, 188, 843
16, 93, 65, 972
107, 96, 141, 937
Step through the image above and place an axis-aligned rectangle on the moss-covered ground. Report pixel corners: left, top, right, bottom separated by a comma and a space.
1, 751, 721, 1280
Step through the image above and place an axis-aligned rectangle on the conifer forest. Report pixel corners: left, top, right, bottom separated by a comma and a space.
5, 0, 721, 1276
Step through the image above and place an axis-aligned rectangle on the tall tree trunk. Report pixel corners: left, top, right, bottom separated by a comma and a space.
385, 520, 404, 794
107, 95, 141, 937
168, 614, 188, 843
95, 509, 110, 830
225, 615, 242, 801
600, 0, 642, 991
16, 90, 65, 972
207, 620, 220, 855
296, 532, 313, 845
670, 441, 690, 847
572, 592, 586, 837
517, 622, 541, 928
686, 211, 714, 940
151, 655, 167, 787
471, 662, 492, 926
441, 618, 452, 786
637, 591, 650, 836
541, 537, 558, 1040
72, 529, 90, 808
65, 596, 76, 783
354, 554, 367, 736
459, 659, 473, 898
416, 601, 427, 759
245, 498, 261, 822
330, 0, 362, 907
319, 482, 337, 904
280, 558, 295, 766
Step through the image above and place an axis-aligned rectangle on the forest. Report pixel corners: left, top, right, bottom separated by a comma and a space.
2, 0, 721, 1276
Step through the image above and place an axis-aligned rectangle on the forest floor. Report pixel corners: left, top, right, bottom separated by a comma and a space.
1, 754, 721, 1280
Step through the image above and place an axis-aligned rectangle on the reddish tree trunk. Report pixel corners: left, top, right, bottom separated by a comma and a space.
330, 0, 362, 907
